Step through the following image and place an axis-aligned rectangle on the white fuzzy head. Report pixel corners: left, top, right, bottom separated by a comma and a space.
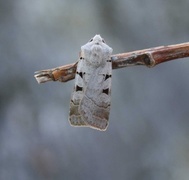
81, 35, 113, 67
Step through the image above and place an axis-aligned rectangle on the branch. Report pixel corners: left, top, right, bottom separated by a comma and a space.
34, 63, 77, 84
34, 42, 189, 83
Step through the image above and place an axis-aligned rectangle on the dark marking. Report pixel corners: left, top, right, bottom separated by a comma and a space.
102, 88, 109, 95
142, 54, 151, 66
76, 85, 83, 91
77, 71, 83, 78
107, 59, 112, 62
104, 74, 112, 80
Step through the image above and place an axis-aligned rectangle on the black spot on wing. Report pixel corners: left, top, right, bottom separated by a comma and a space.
104, 74, 112, 80
76, 85, 83, 92
76, 71, 83, 78
102, 88, 110, 95
80, 56, 85, 60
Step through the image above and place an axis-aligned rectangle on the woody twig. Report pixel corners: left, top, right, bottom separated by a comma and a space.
34, 42, 189, 84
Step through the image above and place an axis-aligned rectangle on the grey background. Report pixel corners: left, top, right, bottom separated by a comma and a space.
1, 0, 189, 180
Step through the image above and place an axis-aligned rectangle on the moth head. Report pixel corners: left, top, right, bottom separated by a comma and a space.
81, 35, 113, 66
89, 35, 106, 44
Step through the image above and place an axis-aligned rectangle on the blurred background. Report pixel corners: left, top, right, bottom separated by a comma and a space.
1, 0, 189, 179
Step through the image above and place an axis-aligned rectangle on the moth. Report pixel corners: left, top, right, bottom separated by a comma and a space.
69, 35, 113, 131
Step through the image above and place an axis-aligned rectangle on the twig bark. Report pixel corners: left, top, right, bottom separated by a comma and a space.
34, 42, 189, 83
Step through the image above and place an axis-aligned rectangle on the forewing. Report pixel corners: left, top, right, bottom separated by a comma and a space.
79, 60, 112, 131
69, 60, 88, 127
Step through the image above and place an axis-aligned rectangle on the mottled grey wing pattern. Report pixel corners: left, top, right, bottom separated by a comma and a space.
79, 62, 112, 130
69, 34, 113, 131
69, 60, 88, 127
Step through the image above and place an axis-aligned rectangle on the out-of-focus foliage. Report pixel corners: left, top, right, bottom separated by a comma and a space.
1, 0, 189, 180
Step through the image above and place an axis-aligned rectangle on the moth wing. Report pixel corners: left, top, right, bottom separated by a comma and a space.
79, 61, 112, 131
69, 60, 88, 127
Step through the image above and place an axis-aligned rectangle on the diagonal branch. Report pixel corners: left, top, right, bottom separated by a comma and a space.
34, 42, 189, 84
